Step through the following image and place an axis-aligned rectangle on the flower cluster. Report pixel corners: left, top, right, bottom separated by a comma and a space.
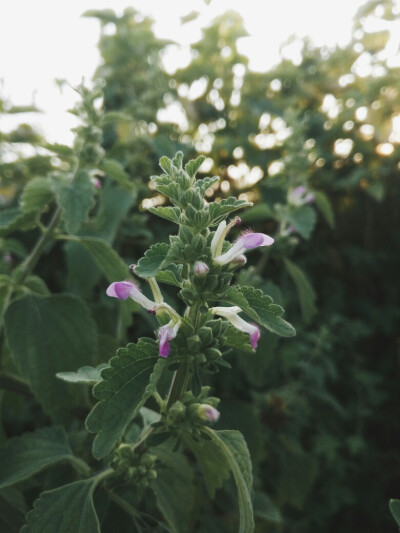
107, 218, 273, 356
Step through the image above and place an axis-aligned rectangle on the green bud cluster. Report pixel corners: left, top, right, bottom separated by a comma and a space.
110, 444, 157, 488
163, 388, 220, 441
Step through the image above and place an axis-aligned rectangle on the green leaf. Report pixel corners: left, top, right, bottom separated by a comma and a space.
208, 197, 253, 225
313, 191, 335, 228
135, 242, 170, 279
100, 159, 133, 190
148, 206, 181, 224
222, 323, 254, 353
56, 364, 109, 385
22, 478, 101, 533
218, 286, 296, 337
206, 430, 254, 533
253, 492, 282, 524
5, 294, 99, 421
0, 208, 36, 235
239, 203, 273, 223
154, 263, 183, 287
21, 275, 50, 296
283, 205, 317, 240
43, 143, 74, 157
389, 499, 400, 526
159, 156, 174, 176
0, 426, 76, 489
284, 259, 317, 323
86, 340, 165, 459
70, 236, 129, 282
185, 155, 206, 178
0, 488, 27, 533
20, 178, 54, 214
151, 443, 196, 533
53, 170, 95, 234
194, 176, 219, 196
186, 435, 231, 497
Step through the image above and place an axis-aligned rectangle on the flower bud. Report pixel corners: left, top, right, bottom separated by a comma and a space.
198, 404, 220, 423
194, 261, 209, 276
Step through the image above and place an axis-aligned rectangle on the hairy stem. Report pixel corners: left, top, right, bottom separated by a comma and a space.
17, 206, 62, 283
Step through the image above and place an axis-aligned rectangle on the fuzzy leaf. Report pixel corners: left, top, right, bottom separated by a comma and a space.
284, 205, 317, 240
151, 443, 196, 533
194, 176, 219, 196
0, 208, 36, 235
21, 479, 100, 533
389, 499, 400, 526
148, 206, 181, 224
154, 263, 183, 287
5, 294, 99, 421
0, 427, 76, 489
284, 259, 317, 323
218, 286, 296, 337
100, 159, 132, 190
206, 430, 254, 533
207, 197, 252, 225
134, 242, 170, 279
20, 178, 54, 213
71, 236, 129, 282
222, 323, 254, 353
86, 340, 165, 459
56, 364, 109, 385
313, 191, 335, 228
185, 155, 206, 178
53, 170, 95, 234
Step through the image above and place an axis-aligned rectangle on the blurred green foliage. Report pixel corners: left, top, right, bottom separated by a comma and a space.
1, 0, 399, 531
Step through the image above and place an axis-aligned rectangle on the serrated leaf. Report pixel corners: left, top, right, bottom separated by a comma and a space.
86, 340, 165, 459
0, 426, 76, 489
22, 478, 100, 533
56, 364, 109, 385
135, 242, 170, 279
5, 294, 99, 422
21, 275, 50, 296
154, 263, 183, 287
217, 286, 296, 337
100, 159, 132, 190
185, 155, 206, 178
284, 259, 317, 323
148, 206, 181, 224
389, 499, 400, 526
195, 176, 219, 196
20, 178, 53, 213
313, 191, 335, 228
151, 443, 196, 533
205, 429, 254, 533
0, 208, 36, 235
53, 170, 95, 234
69, 236, 129, 282
208, 197, 253, 225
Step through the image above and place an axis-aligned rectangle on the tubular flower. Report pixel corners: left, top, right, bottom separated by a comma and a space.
213, 229, 274, 266
106, 281, 156, 311
288, 186, 314, 206
194, 261, 209, 276
210, 217, 241, 258
211, 306, 261, 349
157, 320, 181, 358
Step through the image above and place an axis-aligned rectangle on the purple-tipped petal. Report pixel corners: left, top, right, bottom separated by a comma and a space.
199, 404, 220, 422
250, 325, 261, 349
106, 281, 136, 300
194, 261, 209, 276
240, 232, 274, 249
158, 323, 179, 358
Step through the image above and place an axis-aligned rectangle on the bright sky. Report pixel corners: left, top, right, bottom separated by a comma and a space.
0, 0, 390, 144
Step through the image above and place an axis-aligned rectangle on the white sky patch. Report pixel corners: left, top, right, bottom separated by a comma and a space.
1, 0, 397, 144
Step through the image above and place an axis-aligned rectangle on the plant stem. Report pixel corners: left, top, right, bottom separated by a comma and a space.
108, 491, 143, 520
167, 361, 190, 408
17, 207, 62, 283
0, 372, 32, 397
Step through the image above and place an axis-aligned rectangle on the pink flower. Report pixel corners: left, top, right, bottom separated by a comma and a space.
107, 281, 156, 311
194, 261, 209, 276
213, 229, 274, 266
157, 321, 181, 358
